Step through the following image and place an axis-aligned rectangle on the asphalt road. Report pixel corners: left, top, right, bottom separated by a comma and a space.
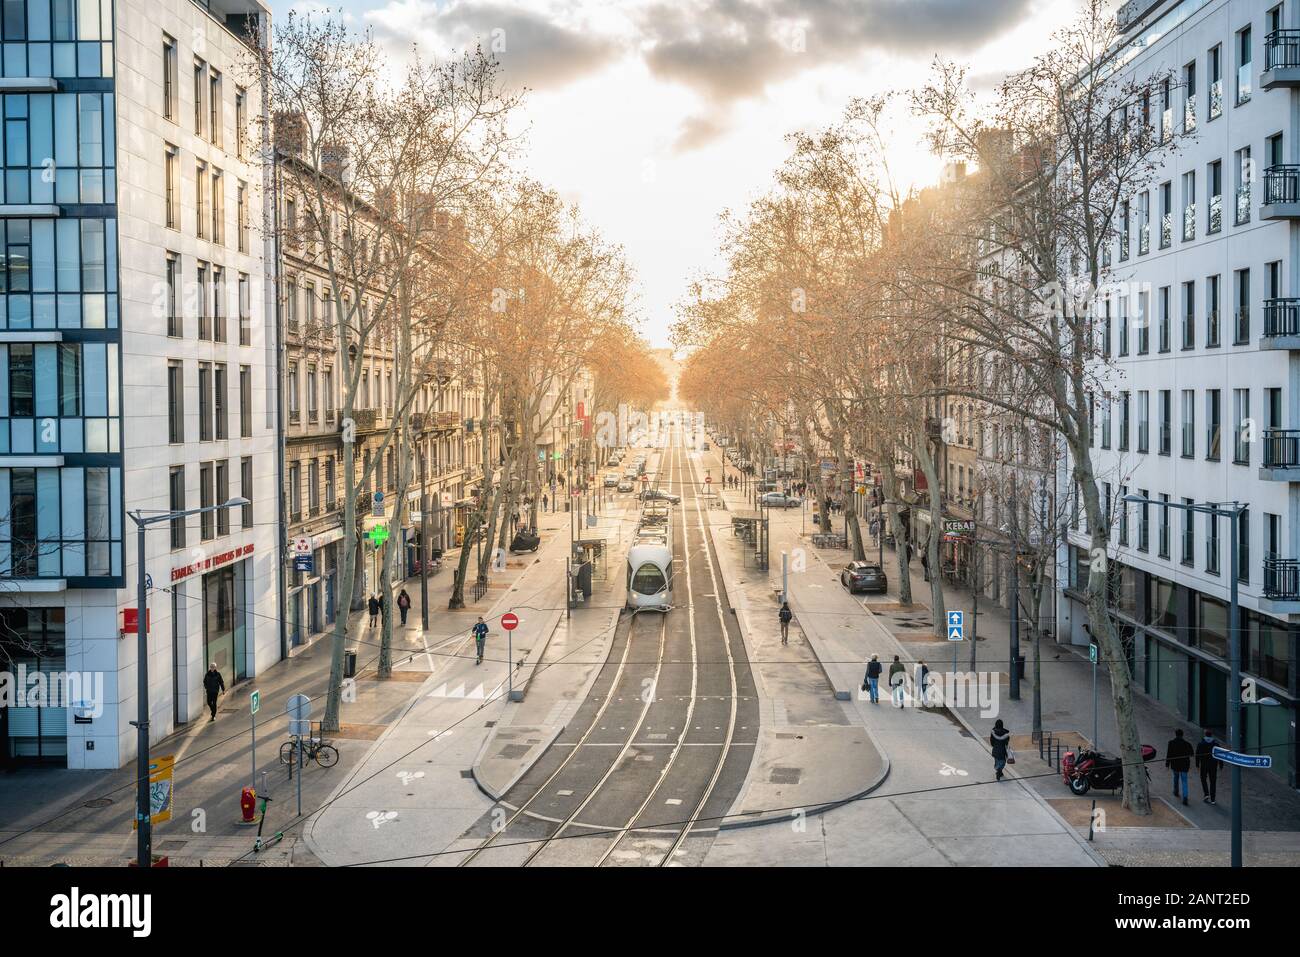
459, 428, 759, 866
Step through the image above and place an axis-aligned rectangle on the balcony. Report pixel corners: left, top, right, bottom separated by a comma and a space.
1261, 165, 1300, 219
1262, 30, 1300, 89
1262, 298, 1300, 350
1259, 428, 1300, 481
1261, 556, 1300, 612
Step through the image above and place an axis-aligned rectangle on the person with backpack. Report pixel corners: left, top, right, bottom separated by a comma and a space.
888, 655, 907, 707
472, 617, 489, 665
862, 654, 882, 703
778, 602, 793, 645
1195, 729, 1221, 805
397, 589, 411, 627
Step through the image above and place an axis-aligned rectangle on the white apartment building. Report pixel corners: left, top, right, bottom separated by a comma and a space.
0, 0, 278, 769
1060, 0, 1298, 786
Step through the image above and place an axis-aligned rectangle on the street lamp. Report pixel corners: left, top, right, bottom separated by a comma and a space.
1125, 493, 1247, 867
128, 497, 248, 868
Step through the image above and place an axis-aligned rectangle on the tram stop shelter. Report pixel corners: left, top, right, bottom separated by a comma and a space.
730, 510, 769, 570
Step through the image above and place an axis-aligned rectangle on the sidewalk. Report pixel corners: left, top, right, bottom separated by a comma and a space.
849, 532, 1300, 863
0, 503, 582, 866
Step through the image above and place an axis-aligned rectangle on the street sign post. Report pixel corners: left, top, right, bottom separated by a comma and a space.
286, 693, 311, 814
1211, 746, 1273, 769
249, 689, 260, 787
947, 610, 963, 686
372, 490, 384, 518
1089, 640, 1099, 750
502, 612, 520, 701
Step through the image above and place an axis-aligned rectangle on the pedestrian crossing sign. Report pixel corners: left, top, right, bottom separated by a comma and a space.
947, 610, 963, 641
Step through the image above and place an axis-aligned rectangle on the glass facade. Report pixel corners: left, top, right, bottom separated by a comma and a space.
0, 0, 121, 585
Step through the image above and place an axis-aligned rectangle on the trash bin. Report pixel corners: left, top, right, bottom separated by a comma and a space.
344, 648, 358, 678
1015, 654, 1025, 680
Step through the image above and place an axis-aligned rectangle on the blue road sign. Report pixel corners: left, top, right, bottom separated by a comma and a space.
1211, 746, 1272, 769
946, 609, 964, 641
294, 554, 313, 573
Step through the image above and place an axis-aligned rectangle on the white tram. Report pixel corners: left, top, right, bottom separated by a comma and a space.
626, 505, 674, 610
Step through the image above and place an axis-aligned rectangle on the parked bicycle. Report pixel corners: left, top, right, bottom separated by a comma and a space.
279, 724, 338, 768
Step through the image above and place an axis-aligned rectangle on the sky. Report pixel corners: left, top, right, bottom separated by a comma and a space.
274, 0, 1084, 348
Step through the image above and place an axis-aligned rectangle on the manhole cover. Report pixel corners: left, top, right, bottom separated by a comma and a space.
83, 798, 113, 809
460, 769, 475, 779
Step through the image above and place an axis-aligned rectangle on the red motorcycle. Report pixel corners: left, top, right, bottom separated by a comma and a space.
1062, 745, 1157, 795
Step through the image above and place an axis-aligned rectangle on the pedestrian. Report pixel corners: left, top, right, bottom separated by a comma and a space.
542, 493, 549, 512
888, 655, 906, 707
1165, 728, 1194, 806
915, 660, 931, 707
991, 719, 1012, 780
778, 601, 793, 645
397, 589, 411, 626
367, 594, 380, 629
472, 616, 489, 665
1195, 729, 1220, 805
862, 654, 882, 704
379, 592, 387, 623
920, 548, 930, 582
203, 663, 225, 722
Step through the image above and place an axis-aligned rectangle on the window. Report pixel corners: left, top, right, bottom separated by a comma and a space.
1181, 280, 1195, 349
1118, 200, 1130, 260
165, 144, 179, 229
1158, 493, 1170, 559
197, 261, 210, 339
1209, 44, 1223, 119
193, 59, 206, 137
211, 169, 224, 245
1207, 510, 1220, 575
1119, 296, 1129, 355
1184, 60, 1197, 132
289, 461, 301, 523
241, 456, 253, 528
166, 253, 181, 337
1235, 147, 1252, 225
163, 35, 178, 122
1234, 267, 1250, 344
1159, 181, 1172, 248
214, 363, 227, 440
1119, 391, 1131, 451
1137, 489, 1149, 552
1138, 391, 1149, 453
198, 361, 212, 441
238, 273, 251, 346
1101, 396, 1112, 449
307, 364, 318, 423
309, 457, 319, 516
1138, 190, 1150, 254
1101, 298, 1112, 357
1157, 286, 1170, 352
235, 88, 247, 159
1208, 159, 1222, 233
1237, 26, 1252, 105
164, 363, 184, 450
1233, 388, 1250, 464
1206, 389, 1221, 460
285, 277, 298, 334
169, 466, 185, 549
1181, 389, 1195, 457
1182, 170, 1196, 241
213, 266, 225, 342
239, 365, 251, 438
196, 161, 208, 239
1207, 274, 1221, 346
288, 362, 299, 424
323, 366, 335, 422
325, 456, 335, 510
1137, 290, 1149, 354
200, 462, 214, 540
209, 69, 222, 148
1238, 508, 1250, 584
237, 182, 249, 253
1181, 497, 1195, 565
215, 460, 229, 536
1159, 389, 1171, 455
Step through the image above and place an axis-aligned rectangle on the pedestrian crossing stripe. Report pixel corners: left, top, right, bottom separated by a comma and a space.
426, 683, 486, 699
948, 628, 963, 641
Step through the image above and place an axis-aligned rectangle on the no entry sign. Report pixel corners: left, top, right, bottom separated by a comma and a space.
501, 612, 519, 631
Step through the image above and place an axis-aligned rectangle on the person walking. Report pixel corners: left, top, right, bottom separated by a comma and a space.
367, 594, 380, 629
203, 663, 225, 722
472, 616, 489, 665
888, 655, 907, 707
1165, 728, 1194, 806
920, 548, 931, 583
542, 493, 549, 513
1194, 729, 1220, 805
397, 589, 411, 627
778, 602, 793, 645
915, 660, 931, 707
990, 719, 1012, 780
862, 654, 882, 704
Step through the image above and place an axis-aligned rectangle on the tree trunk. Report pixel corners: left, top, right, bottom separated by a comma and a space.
880, 456, 912, 604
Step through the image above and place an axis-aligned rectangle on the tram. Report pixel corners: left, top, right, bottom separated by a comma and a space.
626, 505, 674, 610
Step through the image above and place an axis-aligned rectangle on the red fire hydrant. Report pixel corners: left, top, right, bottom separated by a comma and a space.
240, 786, 257, 824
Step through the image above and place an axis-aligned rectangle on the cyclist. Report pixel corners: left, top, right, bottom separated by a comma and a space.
472, 617, 489, 665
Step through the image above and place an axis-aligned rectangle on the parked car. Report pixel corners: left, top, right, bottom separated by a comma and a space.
841, 561, 888, 594
640, 488, 680, 504
760, 492, 801, 508
603, 474, 620, 487
617, 479, 634, 492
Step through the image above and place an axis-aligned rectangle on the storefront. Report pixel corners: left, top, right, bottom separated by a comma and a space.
203, 562, 247, 689
0, 607, 67, 765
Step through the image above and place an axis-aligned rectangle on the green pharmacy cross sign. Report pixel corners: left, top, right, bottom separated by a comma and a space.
368, 524, 389, 548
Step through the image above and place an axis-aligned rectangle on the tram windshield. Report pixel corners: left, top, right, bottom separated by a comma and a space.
630, 562, 668, 595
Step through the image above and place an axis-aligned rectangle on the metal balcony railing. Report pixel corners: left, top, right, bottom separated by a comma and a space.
1264, 297, 1300, 337
1264, 165, 1300, 205
1266, 29, 1300, 70
1263, 556, 1300, 600
1263, 428, 1300, 468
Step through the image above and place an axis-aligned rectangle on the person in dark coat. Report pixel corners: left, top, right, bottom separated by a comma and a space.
203, 663, 225, 721
862, 654, 882, 704
367, 594, 380, 629
397, 589, 411, 626
1195, 729, 1221, 805
990, 719, 1011, 780
1165, 729, 1194, 805
778, 602, 793, 645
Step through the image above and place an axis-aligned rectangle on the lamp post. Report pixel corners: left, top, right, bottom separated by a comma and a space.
128, 496, 248, 868
1125, 494, 1246, 867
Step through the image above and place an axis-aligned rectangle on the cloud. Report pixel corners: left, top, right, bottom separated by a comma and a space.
366, 0, 622, 91
672, 112, 732, 153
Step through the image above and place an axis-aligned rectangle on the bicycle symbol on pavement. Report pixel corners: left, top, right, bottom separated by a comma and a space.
938, 763, 968, 777
365, 810, 399, 829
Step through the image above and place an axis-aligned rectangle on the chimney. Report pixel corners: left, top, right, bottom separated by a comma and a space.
274, 111, 306, 156
321, 143, 351, 183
